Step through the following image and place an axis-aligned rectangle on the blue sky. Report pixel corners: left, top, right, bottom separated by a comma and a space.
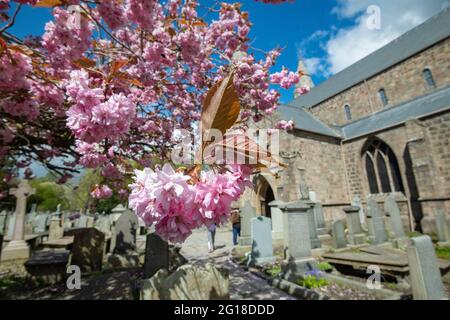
8, 0, 449, 103
6, 0, 449, 178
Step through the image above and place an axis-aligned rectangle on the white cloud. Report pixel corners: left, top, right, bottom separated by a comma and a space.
326, 0, 450, 74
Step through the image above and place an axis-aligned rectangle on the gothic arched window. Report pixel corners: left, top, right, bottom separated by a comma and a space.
344, 104, 352, 121
423, 68, 436, 89
378, 88, 389, 107
362, 139, 404, 194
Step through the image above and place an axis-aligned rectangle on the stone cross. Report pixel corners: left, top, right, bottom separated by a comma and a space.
238, 201, 256, 246
250, 216, 275, 266
366, 198, 388, 244
1, 180, 35, 261
9, 181, 35, 241
407, 235, 445, 300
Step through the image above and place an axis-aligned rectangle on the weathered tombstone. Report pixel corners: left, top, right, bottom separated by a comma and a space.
86, 216, 94, 228
308, 191, 318, 202
113, 210, 139, 254
312, 202, 328, 236
343, 206, 367, 245
434, 208, 450, 246
140, 263, 229, 300
407, 235, 446, 300
1, 180, 35, 261
305, 201, 321, 249
351, 196, 366, 226
0, 210, 7, 235
268, 200, 284, 245
95, 216, 112, 238
332, 220, 347, 249
143, 233, 169, 279
280, 201, 316, 280
48, 217, 64, 241
366, 198, 389, 244
250, 216, 275, 265
75, 215, 88, 228
34, 214, 49, 233
71, 228, 105, 272
298, 177, 310, 200
384, 195, 409, 248
238, 201, 256, 246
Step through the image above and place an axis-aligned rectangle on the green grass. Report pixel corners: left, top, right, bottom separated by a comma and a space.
297, 275, 329, 289
436, 246, 450, 260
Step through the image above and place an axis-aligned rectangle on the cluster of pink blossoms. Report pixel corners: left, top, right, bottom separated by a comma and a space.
275, 119, 294, 131
66, 70, 135, 144
129, 164, 252, 243
270, 67, 300, 89
91, 184, 113, 199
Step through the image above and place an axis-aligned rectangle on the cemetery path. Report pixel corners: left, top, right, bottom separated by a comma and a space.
180, 228, 296, 300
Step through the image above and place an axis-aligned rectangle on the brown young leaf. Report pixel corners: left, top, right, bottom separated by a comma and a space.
34, 0, 63, 7
200, 72, 241, 146
203, 133, 285, 172
72, 57, 96, 69
111, 59, 128, 74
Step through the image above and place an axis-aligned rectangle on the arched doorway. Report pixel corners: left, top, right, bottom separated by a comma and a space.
255, 176, 275, 218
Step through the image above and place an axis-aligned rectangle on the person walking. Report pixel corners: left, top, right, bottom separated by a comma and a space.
207, 223, 216, 253
231, 209, 241, 246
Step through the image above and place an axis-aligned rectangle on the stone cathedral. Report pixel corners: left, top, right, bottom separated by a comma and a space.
239, 7, 450, 235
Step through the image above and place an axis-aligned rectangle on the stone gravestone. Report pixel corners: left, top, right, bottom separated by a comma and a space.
343, 206, 366, 245
384, 195, 408, 248
48, 216, 64, 241
250, 216, 275, 266
34, 214, 49, 234
434, 208, 450, 246
407, 235, 446, 300
113, 210, 139, 254
305, 201, 321, 249
351, 196, 366, 226
71, 228, 105, 272
312, 202, 328, 236
238, 201, 256, 246
0, 210, 7, 235
280, 201, 316, 280
75, 215, 88, 228
268, 200, 284, 245
332, 220, 347, 249
366, 198, 388, 245
1, 180, 35, 261
95, 216, 112, 239
143, 233, 169, 279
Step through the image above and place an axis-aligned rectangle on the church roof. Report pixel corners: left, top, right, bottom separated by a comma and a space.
278, 104, 341, 138
340, 85, 450, 141
288, 7, 450, 109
